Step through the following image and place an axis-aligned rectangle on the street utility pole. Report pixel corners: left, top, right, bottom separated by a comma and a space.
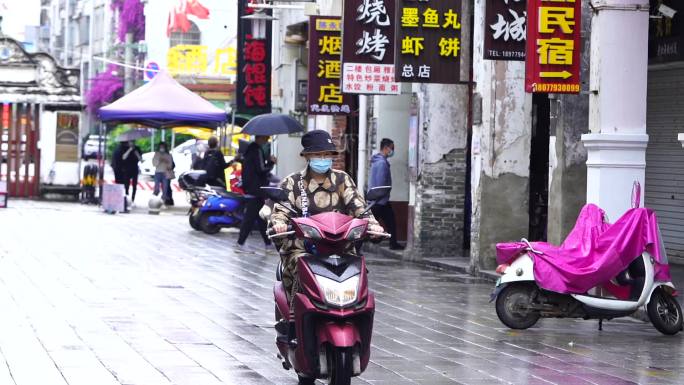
124, 32, 134, 93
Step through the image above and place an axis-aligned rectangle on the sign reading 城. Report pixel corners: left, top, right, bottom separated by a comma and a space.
308, 16, 355, 115
237, 0, 272, 115
341, 0, 400, 94
525, 0, 581, 94
484, 0, 526, 61
395, 0, 463, 84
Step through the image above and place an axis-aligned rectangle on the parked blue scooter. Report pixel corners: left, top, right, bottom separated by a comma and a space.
197, 190, 250, 234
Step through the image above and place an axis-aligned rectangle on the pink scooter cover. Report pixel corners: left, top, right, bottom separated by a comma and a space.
496, 204, 672, 294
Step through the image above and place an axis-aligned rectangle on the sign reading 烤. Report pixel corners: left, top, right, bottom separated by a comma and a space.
342, 0, 400, 94
237, 0, 272, 115
308, 16, 355, 115
525, 0, 581, 93
395, 0, 463, 84
484, 0, 526, 61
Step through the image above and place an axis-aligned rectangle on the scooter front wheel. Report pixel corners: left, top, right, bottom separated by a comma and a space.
188, 208, 202, 231
328, 348, 352, 385
495, 283, 540, 330
647, 288, 683, 335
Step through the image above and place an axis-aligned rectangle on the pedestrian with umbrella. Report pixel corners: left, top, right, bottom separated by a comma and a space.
114, 129, 149, 204
236, 114, 304, 249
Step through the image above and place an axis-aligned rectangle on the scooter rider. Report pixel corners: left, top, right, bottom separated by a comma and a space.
270, 130, 384, 304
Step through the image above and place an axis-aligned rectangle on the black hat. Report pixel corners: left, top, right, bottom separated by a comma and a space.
300, 130, 339, 155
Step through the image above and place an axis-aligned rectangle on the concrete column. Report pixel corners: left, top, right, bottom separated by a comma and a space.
581, 0, 650, 222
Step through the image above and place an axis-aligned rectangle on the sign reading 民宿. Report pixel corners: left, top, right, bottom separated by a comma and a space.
308, 16, 355, 115
395, 0, 463, 84
484, 0, 526, 61
525, 0, 581, 94
236, 0, 272, 115
342, 0, 400, 94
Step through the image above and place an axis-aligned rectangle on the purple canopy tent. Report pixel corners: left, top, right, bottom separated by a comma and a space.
98, 70, 227, 128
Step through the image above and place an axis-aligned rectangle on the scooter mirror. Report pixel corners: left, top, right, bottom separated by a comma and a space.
366, 186, 391, 201
261, 187, 288, 202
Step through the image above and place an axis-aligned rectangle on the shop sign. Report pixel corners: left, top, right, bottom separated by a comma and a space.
525, 0, 581, 94
236, 0, 272, 115
395, 0, 463, 84
484, 0, 526, 60
55, 112, 79, 162
342, 0, 400, 94
308, 16, 355, 115
649, 2, 683, 64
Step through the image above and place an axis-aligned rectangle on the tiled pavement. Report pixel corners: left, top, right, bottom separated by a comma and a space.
0, 200, 683, 385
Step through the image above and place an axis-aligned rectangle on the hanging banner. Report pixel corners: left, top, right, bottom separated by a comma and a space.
341, 0, 400, 94
236, 0, 272, 114
525, 0, 581, 93
395, 0, 463, 84
484, 0, 527, 61
308, 16, 355, 115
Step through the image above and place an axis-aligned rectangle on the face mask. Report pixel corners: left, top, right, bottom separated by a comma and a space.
309, 158, 332, 174
387, 150, 395, 158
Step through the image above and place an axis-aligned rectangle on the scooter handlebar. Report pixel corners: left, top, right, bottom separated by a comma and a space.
367, 231, 392, 239
267, 225, 294, 239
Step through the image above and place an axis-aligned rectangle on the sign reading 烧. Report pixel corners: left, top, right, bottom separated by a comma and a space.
308, 16, 355, 115
525, 0, 581, 94
341, 0, 400, 94
395, 0, 463, 84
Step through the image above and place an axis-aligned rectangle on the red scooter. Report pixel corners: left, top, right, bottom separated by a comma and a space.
263, 186, 390, 385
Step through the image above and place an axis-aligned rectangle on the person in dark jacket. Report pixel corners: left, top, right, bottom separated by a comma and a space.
202, 136, 228, 186
120, 141, 142, 202
368, 138, 404, 250
237, 135, 276, 247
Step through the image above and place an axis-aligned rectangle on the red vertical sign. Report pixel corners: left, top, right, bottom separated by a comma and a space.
525, 0, 581, 94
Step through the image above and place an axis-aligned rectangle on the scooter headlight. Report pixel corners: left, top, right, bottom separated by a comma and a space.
299, 224, 322, 240
315, 275, 360, 307
345, 225, 367, 241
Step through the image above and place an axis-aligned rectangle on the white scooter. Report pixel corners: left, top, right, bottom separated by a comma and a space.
492, 240, 683, 335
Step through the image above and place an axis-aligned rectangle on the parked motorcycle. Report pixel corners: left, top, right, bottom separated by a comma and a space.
263, 185, 391, 385
492, 204, 682, 335
178, 170, 211, 231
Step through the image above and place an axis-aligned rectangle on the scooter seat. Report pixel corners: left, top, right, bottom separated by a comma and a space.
215, 189, 246, 200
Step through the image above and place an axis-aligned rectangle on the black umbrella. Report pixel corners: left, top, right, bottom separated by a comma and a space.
241, 113, 305, 136
115, 129, 152, 142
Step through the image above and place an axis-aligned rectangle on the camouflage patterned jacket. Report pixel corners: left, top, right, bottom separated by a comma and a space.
269, 168, 379, 256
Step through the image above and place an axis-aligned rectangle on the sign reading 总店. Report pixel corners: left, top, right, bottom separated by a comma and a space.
308, 16, 355, 115
395, 0, 463, 84
525, 0, 581, 94
342, 0, 400, 94
237, 0, 272, 115
484, 0, 526, 61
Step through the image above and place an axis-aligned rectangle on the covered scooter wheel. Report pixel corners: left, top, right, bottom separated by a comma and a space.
495, 283, 540, 330
199, 211, 221, 234
327, 348, 352, 385
647, 288, 683, 335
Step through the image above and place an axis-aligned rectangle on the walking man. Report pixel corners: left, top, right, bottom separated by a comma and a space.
237, 135, 276, 248
369, 138, 404, 250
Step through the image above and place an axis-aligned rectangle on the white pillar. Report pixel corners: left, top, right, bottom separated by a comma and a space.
581, 0, 649, 222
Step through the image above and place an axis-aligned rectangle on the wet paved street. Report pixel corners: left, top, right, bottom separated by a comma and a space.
0, 200, 683, 385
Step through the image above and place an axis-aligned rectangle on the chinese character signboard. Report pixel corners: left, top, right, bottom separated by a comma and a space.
308, 16, 354, 115
648, 2, 683, 64
237, 0, 272, 114
525, 0, 581, 93
395, 0, 463, 84
484, 0, 526, 60
342, 0, 400, 94
167, 45, 237, 76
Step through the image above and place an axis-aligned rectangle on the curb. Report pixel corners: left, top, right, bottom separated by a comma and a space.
363, 243, 499, 284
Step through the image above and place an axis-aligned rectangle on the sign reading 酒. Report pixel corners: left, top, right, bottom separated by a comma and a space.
237, 0, 272, 115
525, 0, 581, 94
342, 0, 400, 94
395, 0, 463, 84
308, 16, 355, 115
484, 0, 526, 61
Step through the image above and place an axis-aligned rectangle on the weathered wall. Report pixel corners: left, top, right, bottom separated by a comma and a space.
470, 0, 533, 271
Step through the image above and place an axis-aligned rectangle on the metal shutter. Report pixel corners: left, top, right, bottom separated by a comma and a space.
645, 66, 684, 263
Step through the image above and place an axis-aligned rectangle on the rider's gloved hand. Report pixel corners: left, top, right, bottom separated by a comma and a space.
369, 224, 385, 238
273, 223, 288, 234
